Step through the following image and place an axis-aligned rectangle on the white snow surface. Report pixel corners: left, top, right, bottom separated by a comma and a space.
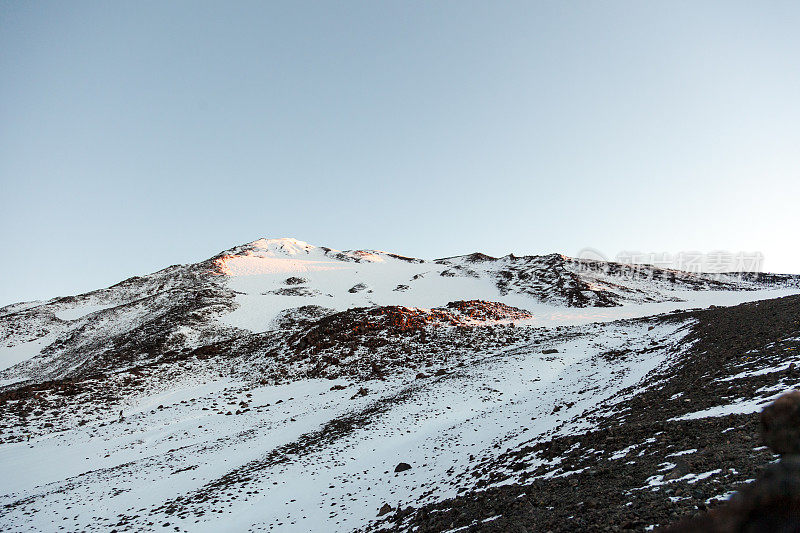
53, 304, 116, 321
670, 392, 789, 421
0, 320, 687, 532
214, 239, 799, 333
0, 336, 55, 373
1, 237, 799, 531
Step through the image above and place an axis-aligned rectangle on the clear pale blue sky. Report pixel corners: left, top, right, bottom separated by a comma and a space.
2, 1, 799, 306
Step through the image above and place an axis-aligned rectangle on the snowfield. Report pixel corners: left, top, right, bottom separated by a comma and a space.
214, 239, 798, 332
0, 319, 686, 532
1, 238, 799, 532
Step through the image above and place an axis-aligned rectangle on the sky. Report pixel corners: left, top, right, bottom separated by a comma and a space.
1, 1, 799, 306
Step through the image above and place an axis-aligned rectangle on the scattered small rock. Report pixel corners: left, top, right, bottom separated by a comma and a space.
377, 503, 392, 516
350, 387, 369, 400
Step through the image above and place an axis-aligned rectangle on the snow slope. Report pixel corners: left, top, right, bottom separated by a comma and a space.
1, 238, 800, 532
0, 317, 687, 532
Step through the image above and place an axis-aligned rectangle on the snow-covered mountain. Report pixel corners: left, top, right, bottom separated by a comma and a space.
1, 238, 800, 532
2, 237, 796, 385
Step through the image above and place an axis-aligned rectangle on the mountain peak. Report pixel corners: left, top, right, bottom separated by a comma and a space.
248, 237, 316, 255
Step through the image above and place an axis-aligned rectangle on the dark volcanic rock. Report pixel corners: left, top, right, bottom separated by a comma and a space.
664, 391, 800, 532
348, 283, 368, 293
377, 503, 392, 516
